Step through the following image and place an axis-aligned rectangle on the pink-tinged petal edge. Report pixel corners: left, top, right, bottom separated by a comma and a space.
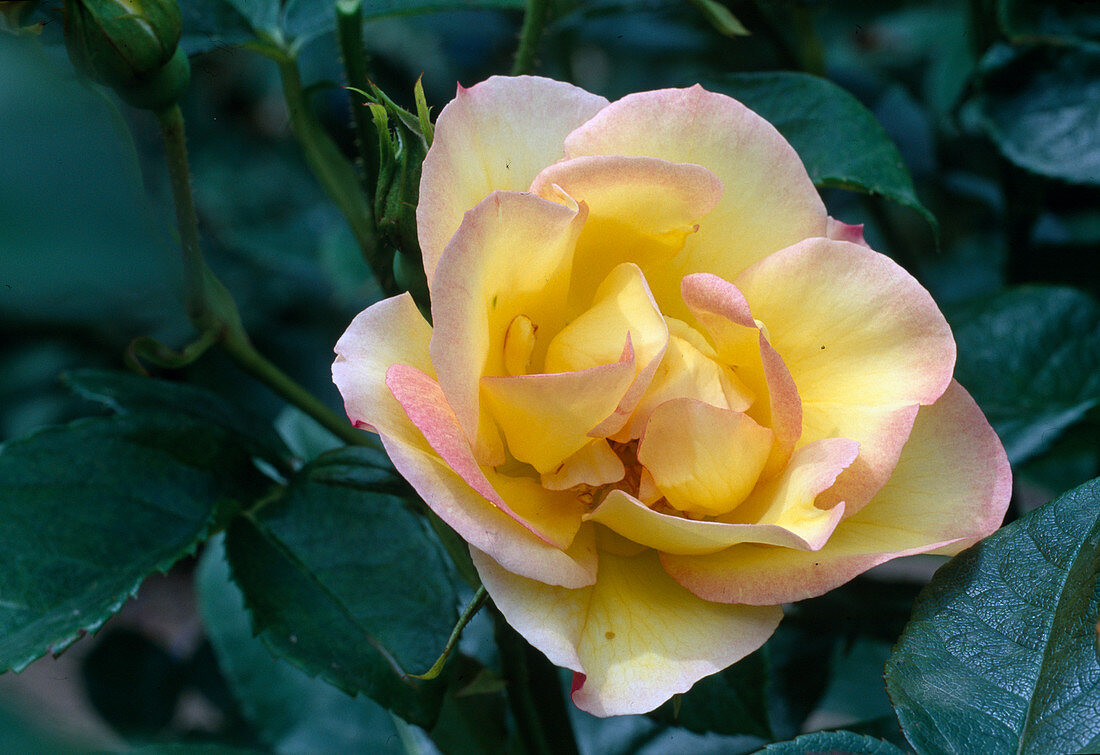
382, 434, 598, 589
332, 293, 434, 446
386, 363, 570, 549
826, 216, 869, 247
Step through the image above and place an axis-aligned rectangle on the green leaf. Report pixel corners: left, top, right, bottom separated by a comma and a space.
971, 44, 1100, 185
885, 477, 1100, 753
649, 647, 771, 739
196, 535, 406, 753
0, 413, 271, 673
950, 286, 1100, 465
703, 71, 936, 231
760, 730, 907, 754
65, 369, 293, 468
225, 447, 457, 727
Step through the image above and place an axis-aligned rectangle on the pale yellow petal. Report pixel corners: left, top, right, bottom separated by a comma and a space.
528, 155, 723, 310
541, 440, 625, 491
617, 320, 754, 441
734, 237, 955, 407
544, 262, 669, 437
332, 293, 434, 448
662, 381, 1011, 605
681, 273, 803, 477
418, 76, 607, 286
480, 346, 637, 474
563, 86, 826, 316
430, 190, 587, 464
472, 546, 782, 717
585, 489, 843, 555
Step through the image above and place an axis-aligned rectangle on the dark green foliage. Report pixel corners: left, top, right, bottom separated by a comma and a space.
224, 448, 458, 727
0, 410, 270, 673
886, 477, 1100, 754
196, 536, 406, 753
950, 286, 1100, 465
972, 44, 1100, 185
705, 71, 936, 229
761, 730, 907, 754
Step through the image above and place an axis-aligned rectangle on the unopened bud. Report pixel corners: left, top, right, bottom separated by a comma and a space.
64, 0, 189, 110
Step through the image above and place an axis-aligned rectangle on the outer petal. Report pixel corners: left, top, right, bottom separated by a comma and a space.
418, 76, 608, 286
563, 86, 827, 314
384, 434, 598, 590
662, 381, 1011, 605
386, 364, 586, 549
734, 238, 955, 407
734, 237, 956, 513
333, 293, 436, 450
472, 546, 782, 716
430, 190, 587, 464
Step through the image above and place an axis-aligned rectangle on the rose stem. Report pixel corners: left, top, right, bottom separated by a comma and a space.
155, 103, 375, 449
494, 608, 581, 755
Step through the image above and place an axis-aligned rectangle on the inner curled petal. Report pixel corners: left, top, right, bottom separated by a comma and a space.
638, 398, 774, 519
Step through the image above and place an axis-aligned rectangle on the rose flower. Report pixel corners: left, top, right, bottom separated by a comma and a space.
333, 76, 1011, 717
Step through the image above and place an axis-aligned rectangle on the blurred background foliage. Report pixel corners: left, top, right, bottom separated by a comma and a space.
1, 0, 1098, 751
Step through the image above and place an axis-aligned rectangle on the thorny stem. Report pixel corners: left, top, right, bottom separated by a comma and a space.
409, 586, 489, 680
494, 609, 581, 755
155, 104, 375, 450
511, 0, 551, 76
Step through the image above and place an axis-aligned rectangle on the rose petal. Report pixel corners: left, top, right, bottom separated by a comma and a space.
544, 262, 669, 437
564, 85, 827, 316
430, 190, 588, 465
681, 273, 802, 477
719, 437, 858, 538
471, 546, 782, 716
825, 216, 869, 247
637, 398, 774, 518
585, 488, 844, 555
529, 155, 723, 309
615, 318, 754, 441
418, 76, 608, 286
734, 237, 955, 407
734, 237, 956, 512
332, 293, 434, 447
383, 434, 598, 589
661, 381, 1011, 605
387, 364, 587, 549
541, 440, 625, 491
480, 341, 637, 474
